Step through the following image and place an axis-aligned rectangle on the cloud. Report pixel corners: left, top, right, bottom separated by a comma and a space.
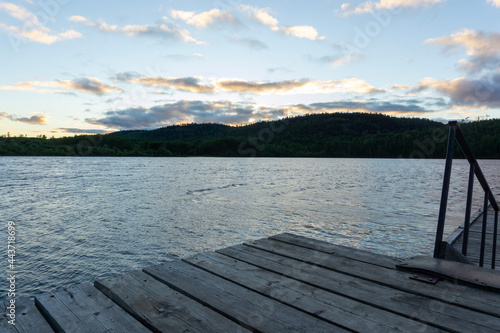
112, 75, 383, 95
1, 77, 123, 95
311, 54, 366, 67
267, 67, 292, 73
170, 9, 241, 28
230, 36, 268, 50
238, 5, 324, 40
86, 100, 285, 129
239, 5, 279, 30
114, 74, 215, 93
216, 78, 384, 94
288, 100, 431, 115
12, 114, 47, 124
426, 29, 500, 74
310, 78, 385, 94
216, 79, 309, 94
87, 97, 437, 130
0, 2, 40, 23
341, 0, 446, 15
68, 16, 203, 44
282, 25, 325, 41
163, 53, 207, 61
55, 128, 110, 134
0, 112, 47, 124
414, 74, 500, 108
488, 0, 500, 7
0, 2, 81, 44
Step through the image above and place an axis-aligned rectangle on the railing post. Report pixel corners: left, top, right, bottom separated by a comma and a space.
493, 210, 498, 269
434, 123, 456, 258
462, 163, 475, 256
479, 191, 489, 267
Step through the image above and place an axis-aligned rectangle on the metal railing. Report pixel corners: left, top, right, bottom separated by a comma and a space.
433, 121, 499, 268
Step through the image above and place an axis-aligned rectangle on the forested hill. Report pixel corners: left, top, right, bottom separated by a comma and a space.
110, 113, 439, 142
1, 113, 499, 158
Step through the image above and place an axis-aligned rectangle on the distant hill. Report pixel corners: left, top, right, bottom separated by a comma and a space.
1, 113, 499, 158
109, 113, 441, 142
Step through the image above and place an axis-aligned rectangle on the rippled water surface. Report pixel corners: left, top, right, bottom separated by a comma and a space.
1, 156, 499, 299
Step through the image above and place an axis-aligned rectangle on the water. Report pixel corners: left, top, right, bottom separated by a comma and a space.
1, 156, 499, 300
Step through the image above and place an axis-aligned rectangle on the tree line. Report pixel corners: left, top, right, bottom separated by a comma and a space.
1, 113, 499, 158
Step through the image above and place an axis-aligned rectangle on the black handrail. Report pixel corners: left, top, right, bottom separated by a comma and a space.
433, 121, 499, 268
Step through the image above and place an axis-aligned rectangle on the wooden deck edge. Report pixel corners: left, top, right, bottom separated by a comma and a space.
397, 255, 500, 292
33, 297, 63, 333
446, 207, 484, 245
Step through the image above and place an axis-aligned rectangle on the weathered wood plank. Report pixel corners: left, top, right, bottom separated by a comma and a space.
218, 244, 500, 332
144, 260, 346, 333
35, 283, 150, 333
397, 256, 500, 291
1, 297, 53, 333
270, 233, 400, 269
219, 242, 500, 319
95, 270, 250, 333
185, 251, 438, 333
248, 237, 500, 298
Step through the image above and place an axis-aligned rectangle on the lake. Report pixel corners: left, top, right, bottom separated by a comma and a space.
1, 156, 499, 300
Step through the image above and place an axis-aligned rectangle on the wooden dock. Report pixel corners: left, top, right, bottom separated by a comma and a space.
2, 233, 500, 332
447, 206, 500, 269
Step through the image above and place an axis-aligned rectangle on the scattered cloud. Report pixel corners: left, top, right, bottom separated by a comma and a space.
426, 29, 500, 74
238, 5, 324, 40
0, 2, 81, 44
282, 25, 325, 41
1, 78, 123, 95
311, 54, 366, 67
230, 36, 268, 50
267, 67, 292, 73
0, 2, 40, 23
239, 5, 279, 30
12, 114, 47, 124
487, 0, 500, 7
87, 96, 436, 130
114, 74, 215, 93
0, 112, 47, 124
216, 79, 308, 94
163, 53, 207, 61
86, 100, 284, 129
170, 9, 241, 28
55, 128, 110, 134
421, 29, 500, 110
310, 78, 385, 94
288, 100, 431, 115
414, 73, 500, 108
68, 16, 204, 44
341, 0, 446, 15
216, 78, 384, 94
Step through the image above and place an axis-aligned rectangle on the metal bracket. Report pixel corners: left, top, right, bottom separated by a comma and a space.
409, 273, 441, 284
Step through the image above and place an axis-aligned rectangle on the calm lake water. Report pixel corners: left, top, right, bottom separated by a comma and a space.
1, 156, 499, 299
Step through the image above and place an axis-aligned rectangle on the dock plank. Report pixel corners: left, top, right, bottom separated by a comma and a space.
35, 283, 150, 333
11, 232, 500, 333
144, 259, 347, 333
184, 251, 436, 333
95, 270, 250, 333
0, 298, 53, 333
270, 233, 401, 269
449, 207, 500, 269
397, 256, 500, 291
220, 242, 500, 319
218, 244, 500, 332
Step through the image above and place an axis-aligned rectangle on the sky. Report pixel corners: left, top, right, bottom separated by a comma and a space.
1, 0, 500, 137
